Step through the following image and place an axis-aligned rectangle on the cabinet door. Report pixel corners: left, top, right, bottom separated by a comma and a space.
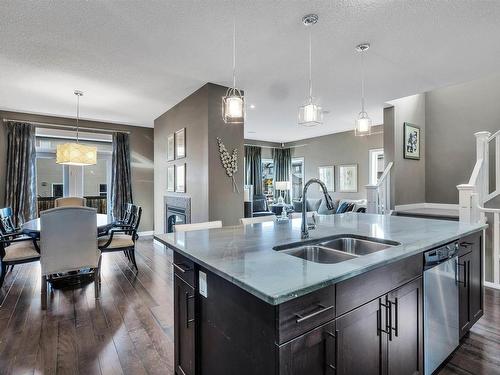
386, 277, 423, 375
278, 321, 337, 375
469, 236, 483, 325
336, 298, 383, 375
458, 252, 471, 338
174, 275, 196, 375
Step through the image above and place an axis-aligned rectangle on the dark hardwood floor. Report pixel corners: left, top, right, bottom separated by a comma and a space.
0, 237, 498, 375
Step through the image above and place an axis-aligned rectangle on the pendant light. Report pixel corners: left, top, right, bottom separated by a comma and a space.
298, 14, 322, 127
56, 90, 97, 166
222, 18, 245, 124
354, 43, 372, 136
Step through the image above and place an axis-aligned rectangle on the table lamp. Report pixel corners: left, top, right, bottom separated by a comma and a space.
275, 181, 291, 205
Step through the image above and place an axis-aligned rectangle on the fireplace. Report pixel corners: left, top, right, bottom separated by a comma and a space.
164, 195, 191, 233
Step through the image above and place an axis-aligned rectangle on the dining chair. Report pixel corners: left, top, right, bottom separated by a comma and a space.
54, 196, 86, 207
98, 206, 142, 271
40, 206, 101, 309
174, 220, 223, 232
0, 208, 40, 289
240, 216, 276, 225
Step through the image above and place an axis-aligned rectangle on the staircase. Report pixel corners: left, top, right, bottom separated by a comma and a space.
366, 162, 393, 215
458, 131, 500, 288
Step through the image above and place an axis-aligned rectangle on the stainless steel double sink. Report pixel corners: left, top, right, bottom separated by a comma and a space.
273, 235, 400, 264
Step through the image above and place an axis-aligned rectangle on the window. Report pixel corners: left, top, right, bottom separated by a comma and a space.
262, 159, 274, 202
291, 157, 304, 201
369, 149, 384, 185
35, 128, 112, 215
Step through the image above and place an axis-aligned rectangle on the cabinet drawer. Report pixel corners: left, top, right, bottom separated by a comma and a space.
277, 320, 336, 375
458, 232, 480, 257
336, 253, 422, 316
173, 252, 196, 287
277, 285, 335, 344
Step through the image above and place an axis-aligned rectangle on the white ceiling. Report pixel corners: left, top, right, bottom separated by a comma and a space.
1, 1, 500, 142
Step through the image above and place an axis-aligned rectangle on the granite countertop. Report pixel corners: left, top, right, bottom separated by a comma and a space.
154, 213, 486, 305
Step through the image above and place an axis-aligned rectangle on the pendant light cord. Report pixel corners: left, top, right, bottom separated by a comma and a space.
361, 50, 365, 113
232, 18, 236, 89
76, 93, 80, 143
308, 27, 312, 100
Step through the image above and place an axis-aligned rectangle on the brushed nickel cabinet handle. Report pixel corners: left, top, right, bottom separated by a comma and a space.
295, 304, 334, 323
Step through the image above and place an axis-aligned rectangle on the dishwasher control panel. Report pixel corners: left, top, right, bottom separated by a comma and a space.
424, 242, 459, 267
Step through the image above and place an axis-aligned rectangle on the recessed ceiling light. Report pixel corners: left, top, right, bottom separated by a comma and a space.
250, 104, 256, 109
247, 130, 256, 134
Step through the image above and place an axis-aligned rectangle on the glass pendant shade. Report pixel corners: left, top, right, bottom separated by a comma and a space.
222, 87, 245, 124
56, 143, 97, 166
355, 111, 372, 136
298, 99, 323, 127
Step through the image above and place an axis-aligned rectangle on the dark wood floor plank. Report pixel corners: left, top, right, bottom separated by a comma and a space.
1, 237, 496, 375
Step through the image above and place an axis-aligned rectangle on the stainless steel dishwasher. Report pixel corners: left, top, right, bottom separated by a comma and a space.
424, 241, 460, 375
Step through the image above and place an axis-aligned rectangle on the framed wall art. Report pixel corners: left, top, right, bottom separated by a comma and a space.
338, 164, 358, 193
403, 122, 420, 160
175, 163, 186, 193
318, 166, 334, 192
175, 128, 186, 159
167, 134, 175, 161
167, 165, 175, 192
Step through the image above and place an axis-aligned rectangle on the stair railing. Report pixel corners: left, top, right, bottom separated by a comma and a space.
458, 131, 500, 287
366, 162, 393, 215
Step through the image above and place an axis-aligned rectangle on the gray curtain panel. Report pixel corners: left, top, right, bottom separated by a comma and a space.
244, 146, 263, 196
4, 122, 37, 226
111, 132, 133, 221
273, 148, 292, 203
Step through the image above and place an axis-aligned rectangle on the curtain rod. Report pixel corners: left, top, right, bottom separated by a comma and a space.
244, 143, 308, 149
2, 118, 131, 134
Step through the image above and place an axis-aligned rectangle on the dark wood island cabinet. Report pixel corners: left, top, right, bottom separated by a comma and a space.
169, 231, 483, 375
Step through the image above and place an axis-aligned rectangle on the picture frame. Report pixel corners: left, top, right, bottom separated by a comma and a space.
318, 166, 334, 192
338, 164, 358, 193
175, 163, 186, 193
403, 122, 420, 160
167, 133, 175, 161
175, 128, 186, 159
167, 165, 175, 192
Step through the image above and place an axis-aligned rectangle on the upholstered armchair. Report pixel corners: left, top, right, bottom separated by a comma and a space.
40, 206, 101, 309
0, 207, 40, 288
252, 194, 274, 217
98, 206, 142, 271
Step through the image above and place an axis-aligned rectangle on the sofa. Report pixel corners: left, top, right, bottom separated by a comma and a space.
293, 198, 367, 215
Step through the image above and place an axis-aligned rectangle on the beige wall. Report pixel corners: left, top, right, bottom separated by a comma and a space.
0, 110, 154, 231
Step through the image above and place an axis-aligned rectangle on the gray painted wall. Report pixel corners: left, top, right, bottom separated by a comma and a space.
385, 94, 426, 206
154, 83, 244, 232
426, 74, 500, 203
286, 126, 384, 200
0, 110, 155, 231
207, 84, 244, 225
154, 85, 209, 231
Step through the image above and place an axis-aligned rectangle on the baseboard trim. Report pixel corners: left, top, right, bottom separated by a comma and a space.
395, 203, 459, 211
138, 230, 154, 236
484, 281, 500, 290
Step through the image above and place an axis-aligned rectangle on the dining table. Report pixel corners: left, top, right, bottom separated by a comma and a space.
22, 213, 115, 236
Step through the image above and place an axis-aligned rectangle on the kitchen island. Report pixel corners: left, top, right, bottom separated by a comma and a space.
154, 213, 486, 375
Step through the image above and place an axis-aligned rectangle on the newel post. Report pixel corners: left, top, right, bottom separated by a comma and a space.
457, 184, 474, 224
366, 185, 378, 214
475, 131, 491, 206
